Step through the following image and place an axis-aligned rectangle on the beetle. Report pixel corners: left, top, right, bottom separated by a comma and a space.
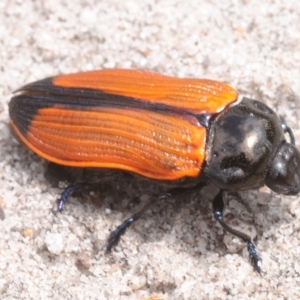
9, 69, 300, 274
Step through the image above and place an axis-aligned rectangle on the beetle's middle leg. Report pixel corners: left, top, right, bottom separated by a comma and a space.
106, 184, 204, 251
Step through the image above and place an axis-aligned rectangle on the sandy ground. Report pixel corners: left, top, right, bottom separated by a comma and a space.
1, 1, 300, 299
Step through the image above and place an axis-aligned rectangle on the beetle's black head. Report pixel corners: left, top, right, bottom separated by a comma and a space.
266, 143, 300, 195
204, 98, 300, 193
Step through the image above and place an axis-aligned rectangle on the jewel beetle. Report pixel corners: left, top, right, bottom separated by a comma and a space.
9, 69, 300, 274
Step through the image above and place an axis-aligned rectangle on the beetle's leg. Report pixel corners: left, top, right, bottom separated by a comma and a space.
107, 186, 199, 252
57, 182, 89, 212
106, 192, 172, 251
212, 190, 262, 274
57, 172, 127, 212
281, 120, 295, 145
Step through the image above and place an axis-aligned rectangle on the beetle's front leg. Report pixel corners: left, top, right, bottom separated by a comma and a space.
212, 190, 262, 274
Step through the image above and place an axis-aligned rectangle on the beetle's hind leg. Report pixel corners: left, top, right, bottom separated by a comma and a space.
57, 182, 97, 212
57, 171, 127, 212
213, 190, 262, 274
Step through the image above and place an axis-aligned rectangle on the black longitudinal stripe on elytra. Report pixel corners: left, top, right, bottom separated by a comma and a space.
10, 77, 210, 136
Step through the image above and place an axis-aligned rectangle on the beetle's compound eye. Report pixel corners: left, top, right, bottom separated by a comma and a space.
266, 143, 300, 195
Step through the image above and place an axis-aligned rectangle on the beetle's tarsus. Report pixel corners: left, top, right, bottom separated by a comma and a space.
57, 182, 87, 212
248, 241, 262, 274
106, 217, 134, 251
